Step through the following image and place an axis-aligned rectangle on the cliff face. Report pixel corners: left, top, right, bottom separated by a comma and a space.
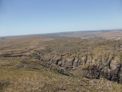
29, 51, 122, 83
0, 38, 122, 84
15, 38, 122, 84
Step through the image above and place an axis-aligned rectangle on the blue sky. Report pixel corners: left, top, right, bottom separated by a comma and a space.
0, 0, 122, 36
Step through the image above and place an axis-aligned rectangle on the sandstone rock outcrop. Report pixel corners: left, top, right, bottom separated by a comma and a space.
25, 47, 122, 84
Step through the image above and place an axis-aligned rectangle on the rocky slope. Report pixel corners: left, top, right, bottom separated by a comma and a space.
28, 39, 122, 84
3, 38, 120, 84
0, 31, 122, 92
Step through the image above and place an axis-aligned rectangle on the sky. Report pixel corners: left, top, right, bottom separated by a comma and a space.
0, 0, 122, 36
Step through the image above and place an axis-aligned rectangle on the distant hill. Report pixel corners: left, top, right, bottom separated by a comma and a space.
0, 29, 122, 40
44, 29, 122, 39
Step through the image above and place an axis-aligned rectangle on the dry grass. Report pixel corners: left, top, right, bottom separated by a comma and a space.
0, 65, 121, 92
0, 35, 122, 92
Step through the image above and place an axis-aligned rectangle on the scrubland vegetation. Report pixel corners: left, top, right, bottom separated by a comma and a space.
0, 31, 122, 92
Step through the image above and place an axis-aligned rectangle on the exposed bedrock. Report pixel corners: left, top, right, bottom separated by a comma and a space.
23, 50, 122, 84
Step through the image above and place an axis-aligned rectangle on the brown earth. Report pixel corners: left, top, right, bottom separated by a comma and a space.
0, 30, 122, 92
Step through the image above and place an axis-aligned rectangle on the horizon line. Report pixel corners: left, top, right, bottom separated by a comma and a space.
0, 28, 122, 38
